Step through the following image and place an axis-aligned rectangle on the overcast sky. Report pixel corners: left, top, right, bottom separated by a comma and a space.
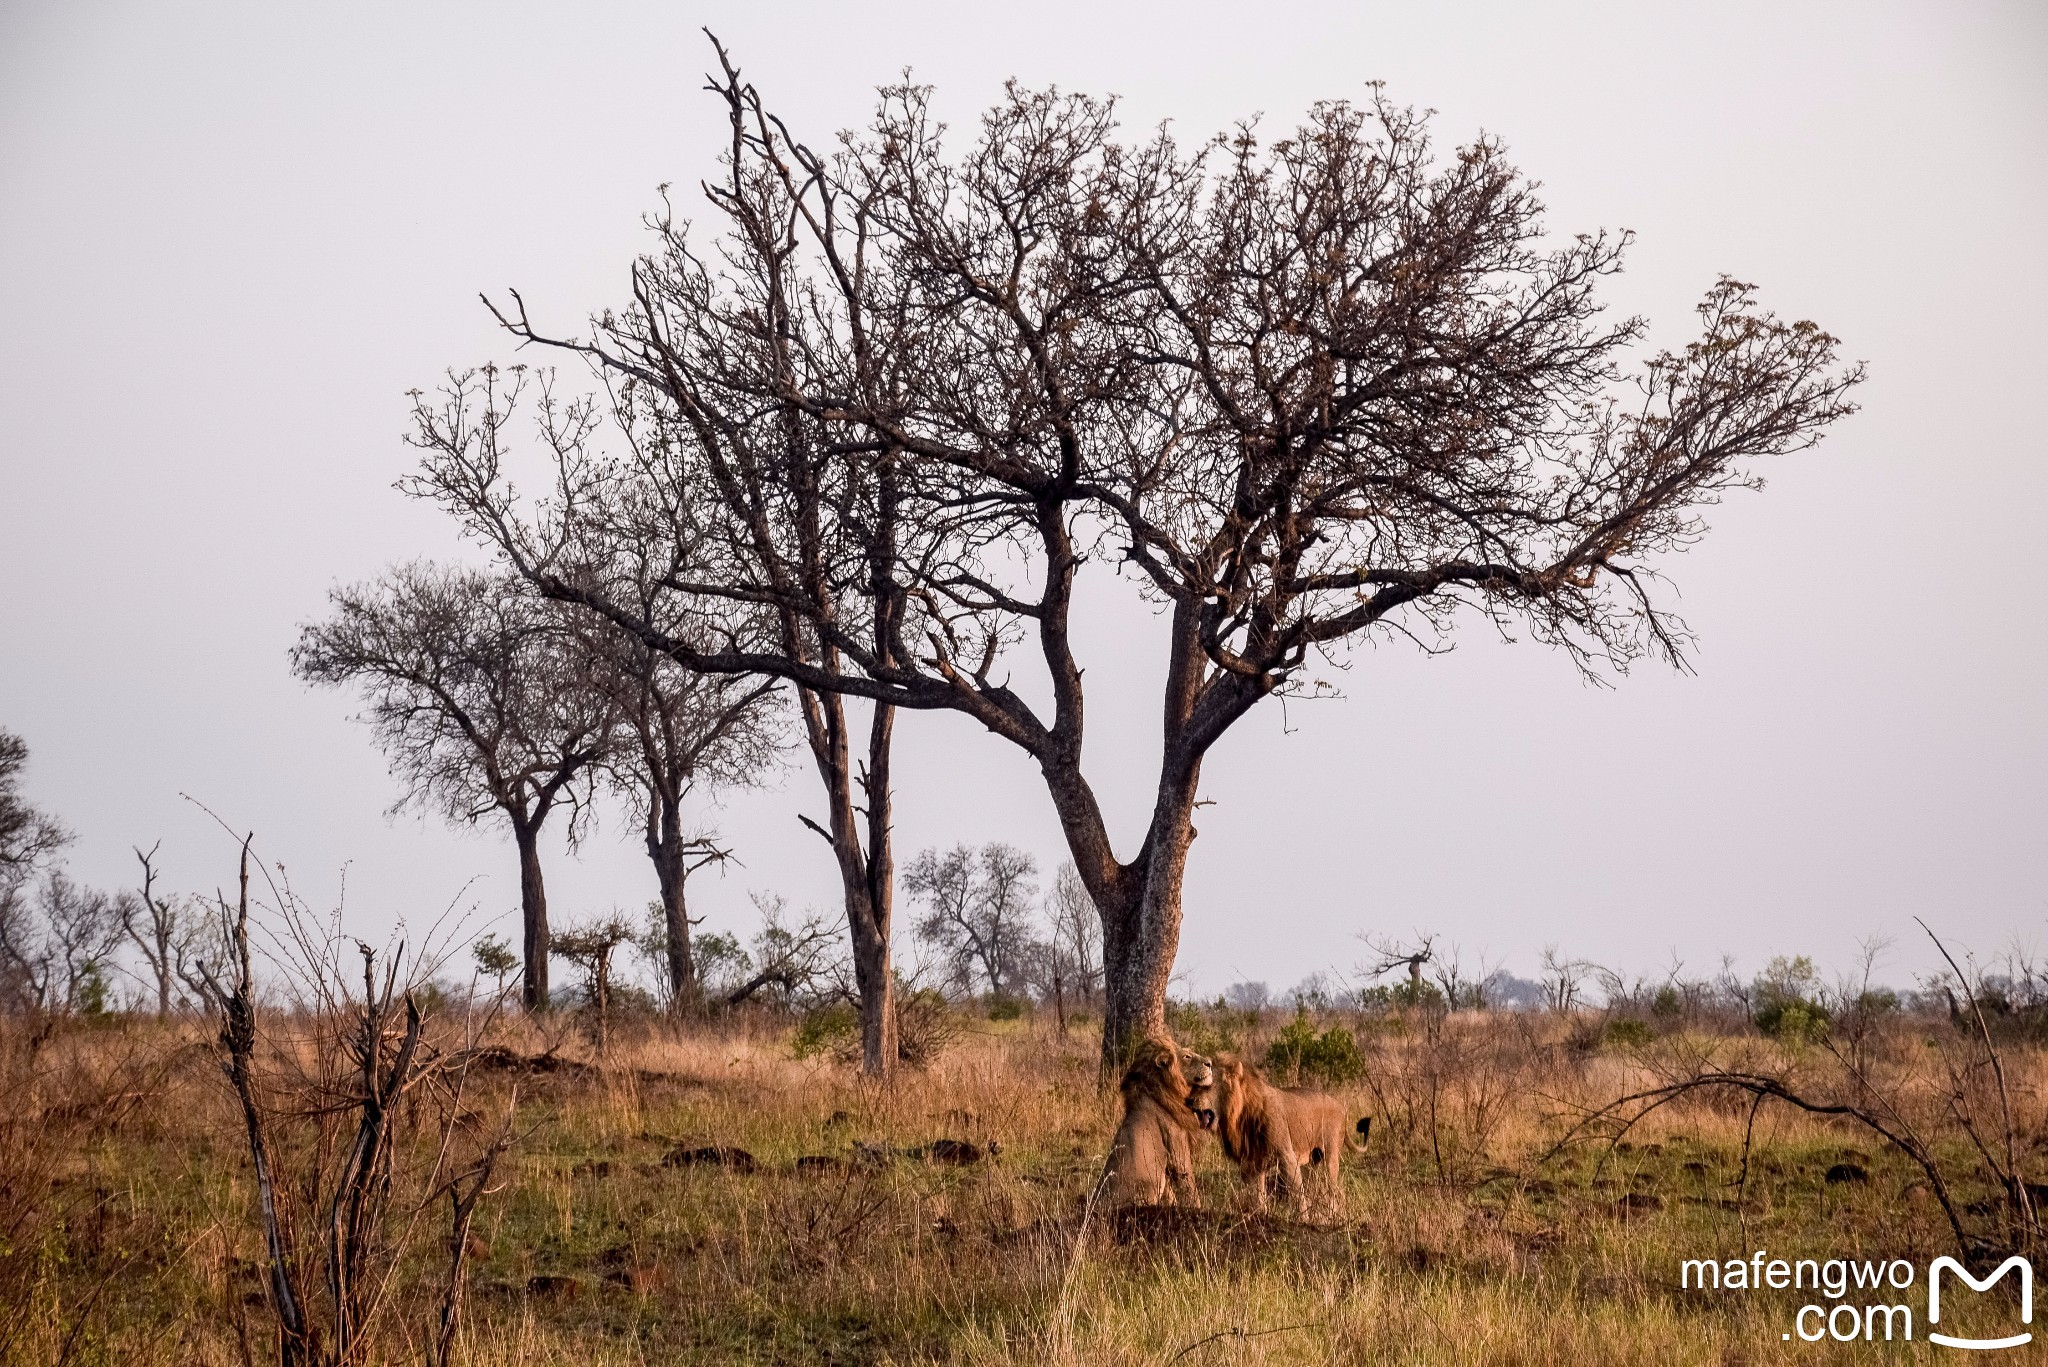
1, 1, 2043, 999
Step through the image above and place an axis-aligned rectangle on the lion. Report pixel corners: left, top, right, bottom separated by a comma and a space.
1188, 1052, 1369, 1219
1100, 1036, 1215, 1208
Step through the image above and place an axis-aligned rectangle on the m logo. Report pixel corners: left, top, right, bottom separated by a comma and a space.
1928, 1256, 2033, 1350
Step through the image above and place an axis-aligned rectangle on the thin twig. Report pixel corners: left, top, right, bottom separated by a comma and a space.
1164, 1319, 1320, 1365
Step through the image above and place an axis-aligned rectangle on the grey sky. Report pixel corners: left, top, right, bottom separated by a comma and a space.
2, 1, 2042, 997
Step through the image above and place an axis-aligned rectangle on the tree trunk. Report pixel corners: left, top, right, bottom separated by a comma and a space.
513, 820, 549, 1010
1097, 765, 1201, 1071
1042, 600, 1249, 1077
850, 699, 897, 1075
797, 683, 896, 1077
154, 921, 171, 1019
646, 792, 697, 1010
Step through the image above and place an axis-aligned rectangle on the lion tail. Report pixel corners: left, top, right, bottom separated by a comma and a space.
1349, 1116, 1372, 1152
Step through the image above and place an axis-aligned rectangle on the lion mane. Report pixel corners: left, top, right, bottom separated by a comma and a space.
1196, 1052, 1368, 1219
1100, 1035, 1214, 1208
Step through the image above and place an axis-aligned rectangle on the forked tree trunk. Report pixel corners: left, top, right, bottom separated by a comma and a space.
646, 794, 697, 1009
1096, 769, 1201, 1070
1048, 601, 1254, 1078
513, 819, 549, 1010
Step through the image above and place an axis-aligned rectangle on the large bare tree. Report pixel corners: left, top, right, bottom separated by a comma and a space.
412, 45, 1861, 1069
402, 131, 954, 1073
291, 563, 616, 1008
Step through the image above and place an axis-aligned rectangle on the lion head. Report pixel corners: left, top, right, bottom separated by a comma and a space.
1187, 1052, 1271, 1162
1121, 1035, 1213, 1131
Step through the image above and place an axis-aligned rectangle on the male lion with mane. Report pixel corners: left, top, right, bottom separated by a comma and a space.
1100, 1035, 1214, 1207
1190, 1052, 1369, 1219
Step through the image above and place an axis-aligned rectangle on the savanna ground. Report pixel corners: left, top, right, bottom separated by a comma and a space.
3, 1000, 2039, 1367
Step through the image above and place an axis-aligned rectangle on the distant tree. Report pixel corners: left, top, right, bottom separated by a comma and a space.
1027, 859, 1104, 1030
0, 729, 75, 1012
0, 869, 122, 1014
118, 841, 195, 1018
1224, 981, 1272, 1013
595, 623, 779, 1011
906, 843, 1039, 997
291, 563, 617, 1008
0, 730, 70, 882
721, 891, 846, 1009
1056, 864, 1105, 1004
472, 933, 518, 1000
551, 915, 637, 1052
686, 927, 754, 1000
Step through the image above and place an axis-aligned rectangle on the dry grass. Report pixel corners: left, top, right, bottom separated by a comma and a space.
1, 1005, 2039, 1365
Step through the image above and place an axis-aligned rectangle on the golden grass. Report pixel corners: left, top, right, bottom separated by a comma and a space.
1, 1008, 2037, 1364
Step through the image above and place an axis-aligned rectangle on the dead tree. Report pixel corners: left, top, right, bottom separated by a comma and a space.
411, 38, 1862, 1072
119, 842, 186, 1018
291, 563, 616, 1008
722, 900, 843, 1008
194, 835, 508, 1365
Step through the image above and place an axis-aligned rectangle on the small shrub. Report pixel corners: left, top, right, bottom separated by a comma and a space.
74, 964, 109, 1017
1753, 954, 1830, 1042
1358, 979, 1448, 1014
1758, 998, 1829, 1043
792, 1002, 860, 1061
1650, 985, 1682, 1021
791, 988, 957, 1068
894, 986, 956, 1067
1603, 1018, 1655, 1048
986, 995, 1025, 1022
1262, 1012, 1366, 1086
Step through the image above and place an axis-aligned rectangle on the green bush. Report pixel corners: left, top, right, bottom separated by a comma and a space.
1753, 954, 1830, 1042
791, 988, 957, 1068
1757, 998, 1829, 1043
1262, 1012, 1367, 1087
792, 1001, 860, 1060
1603, 1017, 1654, 1048
986, 995, 1025, 1022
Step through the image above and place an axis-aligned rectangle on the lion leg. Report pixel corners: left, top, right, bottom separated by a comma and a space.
1141, 1124, 1172, 1205
1166, 1130, 1201, 1208
1276, 1155, 1308, 1219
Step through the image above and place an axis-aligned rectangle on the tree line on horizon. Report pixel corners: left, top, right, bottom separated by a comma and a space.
16, 710, 2047, 1064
